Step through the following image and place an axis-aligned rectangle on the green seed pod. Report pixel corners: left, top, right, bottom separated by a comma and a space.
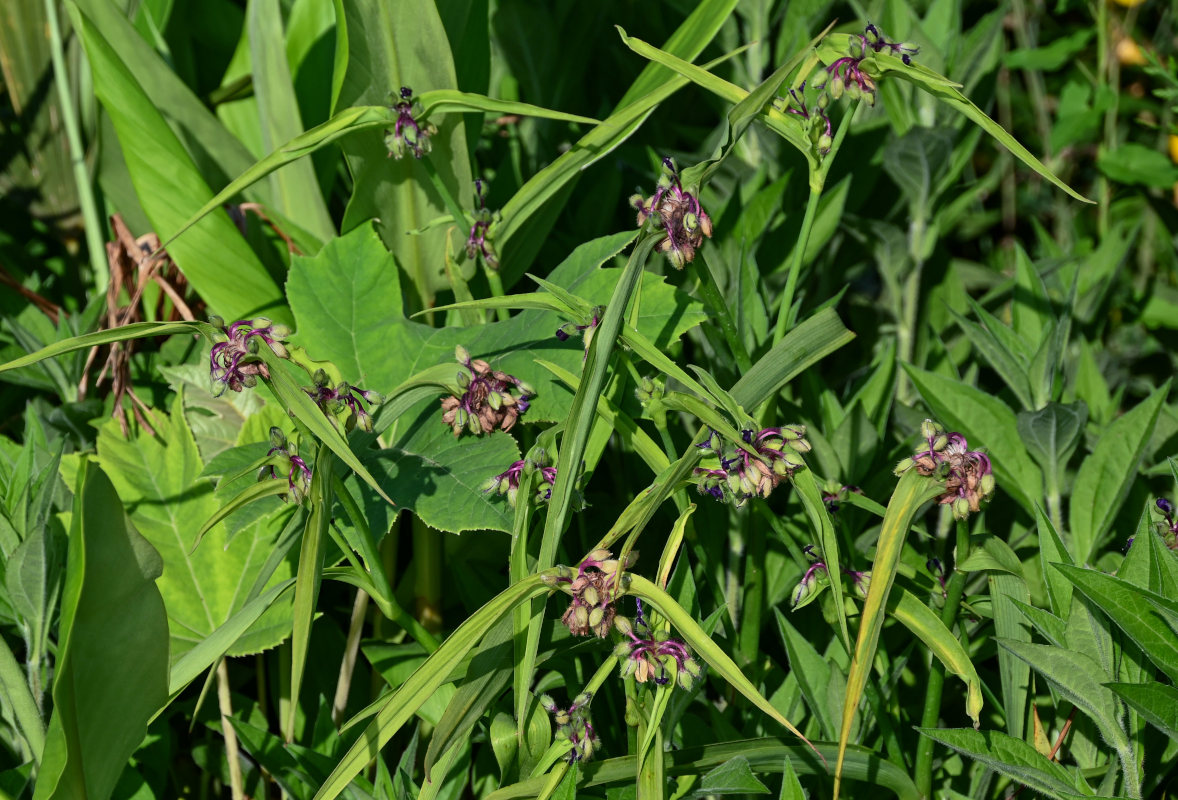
817, 134, 833, 153
845, 81, 862, 101
849, 37, 864, 58
780, 451, 806, 469
614, 616, 633, 637
539, 694, 557, 713
269, 426, 286, 448
772, 458, 791, 477
487, 391, 502, 411
586, 548, 612, 563
830, 76, 845, 99
677, 666, 694, 690
613, 640, 632, 658
864, 89, 877, 107
893, 457, 914, 475
980, 473, 996, 497
817, 92, 830, 110
582, 586, 600, 607
787, 437, 812, 454
573, 691, 593, 708
932, 434, 948, 452
506, 487, 518, 507
952, 496, 971, 521
242, 374, 258, 388
666, 247, 687, 270
684, 212, 698, 232
588, 607, 604, 629
269, 324, 292, 339
726, 472, 743, 495
208, 314, 225, 329
454, 345, 470, 364
574, 606, 590, 629
920, 419, 942, 441
467, 412, 482, 435
457, 370, 470, 389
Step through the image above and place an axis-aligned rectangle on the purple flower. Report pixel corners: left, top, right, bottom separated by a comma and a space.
1152, 497, 1178, 550
555, 305, 605, 361
440, 345, 534, 437
262, 427, 312, 502
546, 548, 635, 638
630, 157, 713, 269
817, 24, 919, 108
693, 425, 810, 506
894, 420, 995, 519
614, 601, 703, 689
304, 369, 382, 433
482, 454, 558, 507
385, 86, 436, 159
208, 316, 290, 395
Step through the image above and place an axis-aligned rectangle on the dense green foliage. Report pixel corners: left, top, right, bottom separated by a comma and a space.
2, 1, 1178, 799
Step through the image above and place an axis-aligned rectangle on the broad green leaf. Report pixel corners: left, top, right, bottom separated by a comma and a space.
905, 365, 1042, 514
1017, 402, 1086, 479
948, 307, 1033, 410
916, 728, 1092, 799
890, 589, 983, 727
998, 641, 1128, 754
835, 470, 943, 796
0, 636, 42, 764
33, 464, 169, 800
1098, 143, 1178, 189
625, 575, 815, 754
96, 398, 294, 663
1055, 564, 1178, 683
1106, 682, 1178, 742
485, 740, 918, 800
70, 6, 289, 323
313, 573, 551, 800
1069, 382, 1168, 564
1008, 598, 1068, 648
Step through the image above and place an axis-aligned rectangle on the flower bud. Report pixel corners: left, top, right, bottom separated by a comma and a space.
574, 606, 590, 629
920, 419, 942, 440
539, 694, 557, 713
817, 92, 830, 110
487, 391, 502, 411
683, 212, 699, 232
586, 548, 612, 563
845, 81, 862, 101
952, 496, 971, 520
666, 247, 687, 270
830, 76, 845, 99
614, 616, 633, 636
467, 412, 482, 435
269, 324, 292, 339
613, 641, 632, 658
817, 134, 833, 153
932, 434, 948, 451
457, 370, 470, 388
582, 586, 600, 607
242, 374, 258, 388
516, 380, 536, 396
894, 457, 914, 475
853, 571, 871, 598
780, 451, 806, 469
269, 426, 287, 448
454, 345, 470, 364
588, 607, 604, 629
849, 37, 864, 58
208, 314, 225, 330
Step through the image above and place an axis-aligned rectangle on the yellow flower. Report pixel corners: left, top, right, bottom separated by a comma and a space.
1111, 0, 1147, 7
1169, 134, 1178, 164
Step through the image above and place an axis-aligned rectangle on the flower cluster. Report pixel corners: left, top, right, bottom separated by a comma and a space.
693, 426, 810, 506
440, 346, 535, 437
613, 599, 702, 689
791, 545, 871, 609
540, 693, 600, 763
261, 427, 312, 502
208, 316, 290, 395
822, 483, 863, 514
305, 369, 382, 433
782, 82, 834, 155
630, 157, 712, 269
481, 452, 557, 508
465, 178, 499, 268
1151, 498, 1178, 550
819, 24, 919, 107
894, 420, 996, 519
546, 548, 635, 638
385, 86, 436, 159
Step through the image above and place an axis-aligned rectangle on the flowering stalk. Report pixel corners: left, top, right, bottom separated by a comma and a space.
305, 369, 382, 433
544, 548, 635, 638
612, 599, 702, 689
261, 427, 313, 503
893, 420, 996, 519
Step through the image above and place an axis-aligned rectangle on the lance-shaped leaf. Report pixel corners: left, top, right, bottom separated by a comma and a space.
916, 728, 1093, 800
0, 321, 214, 376
834, 469, 943, 799
313, 573, 552, 800
889, 589, 983, 727
1106, 682, 1178, 743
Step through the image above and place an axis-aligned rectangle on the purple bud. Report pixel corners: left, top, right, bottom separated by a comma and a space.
1157, 498, 1174, 516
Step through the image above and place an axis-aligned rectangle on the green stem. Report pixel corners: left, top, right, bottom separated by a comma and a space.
45, 0, 109, 292
0, 634, 44, 763
420, 157, 509, 321
413, 516, 443, 634
914, 518, 972, 799
736, 517, 765, 666
773, 102, 857, 343
695, 250, 751, 373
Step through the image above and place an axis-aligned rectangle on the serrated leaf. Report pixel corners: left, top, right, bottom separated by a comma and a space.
1055, 564, 1178, 683
1106, 682, 1178, 742
916, 728, 1092, 799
